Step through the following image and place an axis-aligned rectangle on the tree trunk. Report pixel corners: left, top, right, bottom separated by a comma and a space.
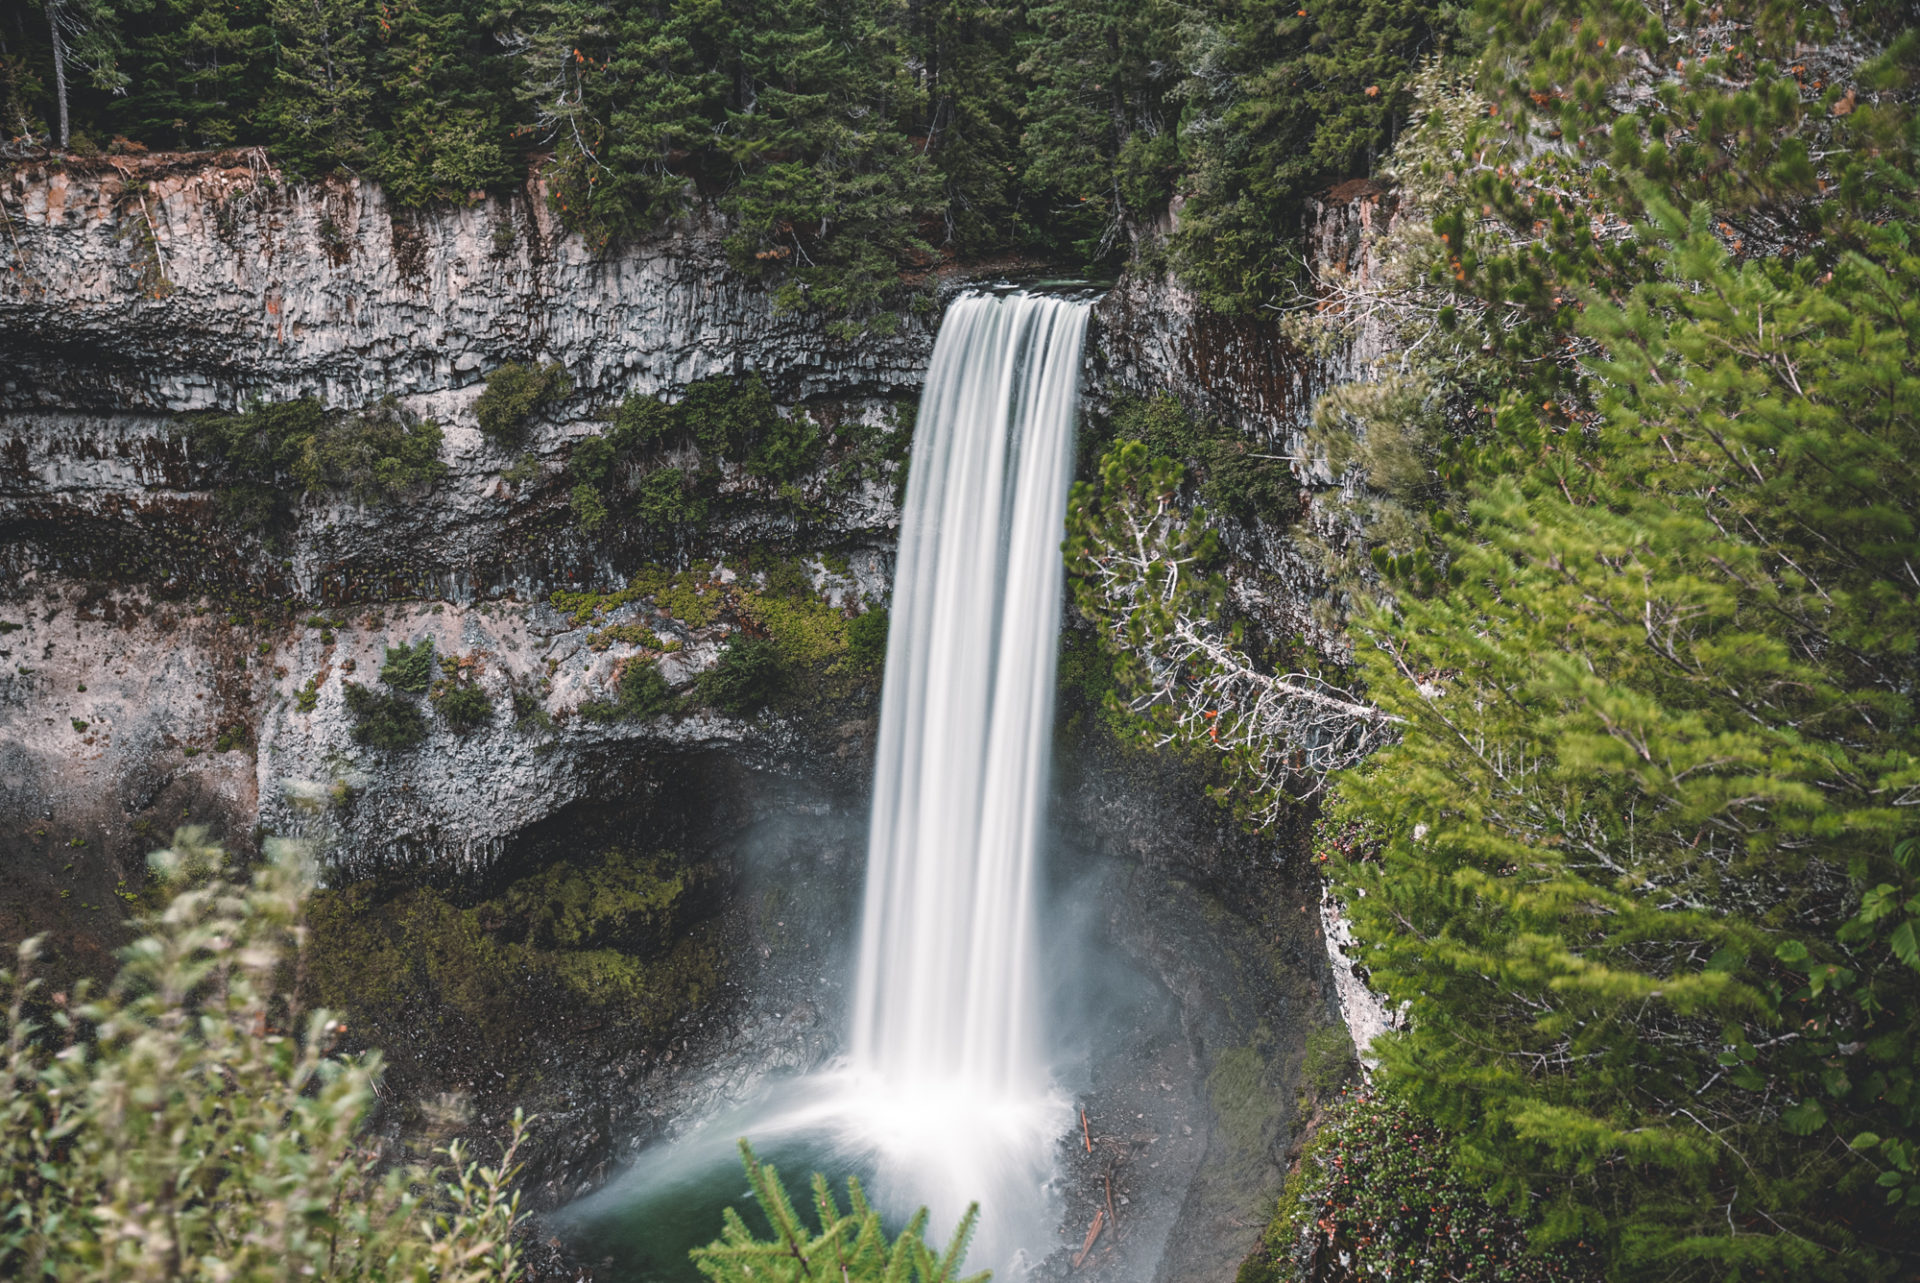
44, 0, 69, 148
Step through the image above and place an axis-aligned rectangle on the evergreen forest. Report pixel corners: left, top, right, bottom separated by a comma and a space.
4, 0, 1458, 315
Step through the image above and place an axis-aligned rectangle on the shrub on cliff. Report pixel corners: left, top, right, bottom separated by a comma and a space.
435, 681, 493, 733
578, 659, 676, 723
698, 637, 786, 714
475, 362, 570, 446
186, 397, 447, 532
344, 681, 429, 749
0, 828, 530, 1281
633, 465, 709, 527
379, 637, 436, 694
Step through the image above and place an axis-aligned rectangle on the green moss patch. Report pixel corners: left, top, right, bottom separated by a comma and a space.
556, 553, 881, 717
304, 847, 719, 1049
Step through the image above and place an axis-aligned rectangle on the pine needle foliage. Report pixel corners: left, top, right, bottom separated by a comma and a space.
1, 827, 531, 1281
691, 1141, 987, 1283
1336, 179, 1920, 1277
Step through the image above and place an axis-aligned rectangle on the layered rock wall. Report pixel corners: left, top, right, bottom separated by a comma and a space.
2, 150, 933, 411
0, 148, 1387, 879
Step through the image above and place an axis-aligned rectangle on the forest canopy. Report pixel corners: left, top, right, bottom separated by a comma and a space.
5, 0, 1458, 313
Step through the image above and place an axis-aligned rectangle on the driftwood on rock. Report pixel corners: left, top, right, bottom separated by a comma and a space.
1075, 475, 1401, 824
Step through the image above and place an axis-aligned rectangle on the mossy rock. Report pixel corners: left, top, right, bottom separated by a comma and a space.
303, 847, 720, 1053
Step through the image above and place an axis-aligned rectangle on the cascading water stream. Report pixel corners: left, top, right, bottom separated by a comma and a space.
838, 289, 1089, 1259
556, 289, 1092, 1278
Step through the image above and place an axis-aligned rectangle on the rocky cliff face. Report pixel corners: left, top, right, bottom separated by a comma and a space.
0, 151, 1366, 1283
0, 151, 1384, 879
1, 152, 924, 884
2, 149, 933, 412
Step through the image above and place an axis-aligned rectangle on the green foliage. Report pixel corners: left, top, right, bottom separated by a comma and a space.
577, 659, 675, 723
569, 431, 616, 486
304, 846, 716, 1034
1015, 0, 1180, 265
633, 466, 708, 527
0, 829, 530, 1282
108, 0, 271, 150
555, 556, 871, 713
435, 681, 493, 732
676, 375, 780, 467
186, 396, 446, 533
569, 482, 610, 532
378, 637, 435, 693
572, 377, 825, 533
473, 362, 569, 446
495, 848, 690, 954
1093, 392, 1293, 521
1333, 184, 1920, 1275
697, 637, 787, 715
843, 606, 888, 673
366, 0, 517, 204
25, 0, 1469, 319
1256, 1092, 1594, 1283
1070, 26, 1920, 1276
343, 680, 428, 749
1297, 1024, 1358, 1106
257, 0, 370, 174
692, 1141, 986, 1283
1170, 0, 1464, 310
1064, 441, 1249, 784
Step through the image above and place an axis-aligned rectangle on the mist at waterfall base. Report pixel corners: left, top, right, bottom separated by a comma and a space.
556, 292, 1102, 1278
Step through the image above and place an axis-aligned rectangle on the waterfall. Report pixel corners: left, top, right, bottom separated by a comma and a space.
853, 291, 1086, 1086
552, 290, 1092, 1278
839, 289, 1090, 1261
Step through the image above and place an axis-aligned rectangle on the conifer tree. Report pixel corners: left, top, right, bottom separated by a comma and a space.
902, 0, 1020, 252
369, 0, 515, 204
112, 0, 272, 149
1170, 0, 1457, 310
1016, 0, 1177, 262
41, 0, 128, 146
691, 1141, 987, 1283
1331, 172, 1920, 1276
262, 0, 372, 174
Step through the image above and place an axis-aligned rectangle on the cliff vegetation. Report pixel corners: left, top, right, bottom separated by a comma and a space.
1069, 4, 1920, 1279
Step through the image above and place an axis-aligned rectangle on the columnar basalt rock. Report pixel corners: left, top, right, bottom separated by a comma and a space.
1, 151, 936, 411
0, 149, 1389, 877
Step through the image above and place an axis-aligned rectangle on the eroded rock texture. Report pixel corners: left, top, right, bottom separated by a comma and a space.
0, 152, 1377, 1283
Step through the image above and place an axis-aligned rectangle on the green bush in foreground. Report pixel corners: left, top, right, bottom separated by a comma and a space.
692, 1141, 984, 1283
0, 828, 529, 1282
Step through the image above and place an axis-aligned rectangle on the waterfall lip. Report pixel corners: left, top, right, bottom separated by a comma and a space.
958, 277, 1111, 301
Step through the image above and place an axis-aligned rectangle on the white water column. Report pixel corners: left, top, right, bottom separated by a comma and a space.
849, 290, 1088, 1194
